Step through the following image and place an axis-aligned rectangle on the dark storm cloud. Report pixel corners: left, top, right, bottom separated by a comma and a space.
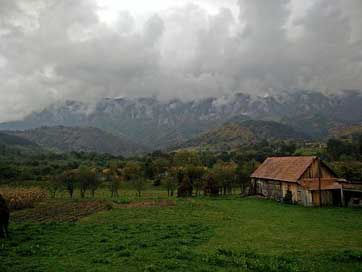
0, 0, 361, 121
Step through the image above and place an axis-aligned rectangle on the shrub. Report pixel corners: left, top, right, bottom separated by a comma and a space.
0, 187, 47, 211
283, 190, 293, 204
177, 176, 193, 197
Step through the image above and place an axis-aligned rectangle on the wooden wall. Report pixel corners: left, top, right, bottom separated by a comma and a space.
301, 160, 336, 179
255, 179, 283, 200
251, 159, 338, 207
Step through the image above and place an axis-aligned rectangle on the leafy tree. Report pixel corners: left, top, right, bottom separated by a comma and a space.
134, 178, 147, 197
123, 161, 142, 181
66, 177, 74, 198
199, 150, 218, 167
46, 174, 65, 198
327, 139, 354, 160
106, 162, 122, 197
173, 151, 201, 167
186, 165, 206, 196
76, 166, 96, 198
88, 169, 101, 197
124, 161, 144, 196
144, 159, 155, 180
235, 160, 257, 195
202, 170, 220, 196
212, 161, 237, 195
177, 175, 193, 197
0, 164, 19, 180
152, 158, 170, 186
162, 175, 177, 197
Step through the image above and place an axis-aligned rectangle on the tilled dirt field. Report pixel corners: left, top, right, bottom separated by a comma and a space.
11, 199, 176, 223
11, 200, 112, 223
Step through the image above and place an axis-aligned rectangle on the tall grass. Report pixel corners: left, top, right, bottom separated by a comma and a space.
0, 187, 47, 210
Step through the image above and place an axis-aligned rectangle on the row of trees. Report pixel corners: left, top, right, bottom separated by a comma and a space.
46, 153, 257, 198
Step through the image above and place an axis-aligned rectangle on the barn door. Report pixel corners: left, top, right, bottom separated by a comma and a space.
312, 191, 321, 206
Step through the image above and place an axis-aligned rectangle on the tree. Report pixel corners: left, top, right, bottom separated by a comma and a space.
177, 175, 193, 197
123, 161, 142, 181
144, 159, 155, 180
327, 138, 354, 161
46, 174, 64, 198
186, 165, 206, 196
134, 178, 147, 197
235, 160, 257, 195
173, 151, 201, 167
169, 166, 191, 197
212, 161, 237, 195
66, 178, 74, 199
152, 158, 170, 186
0, 164, 19, 180
162, 175, 177, 197
88, 169, 101, 197
124, 161, 144, 196
76, 166, 98, 198
62, 170, 75, 198
106, 162, 122, 197
202, 170, 220, 197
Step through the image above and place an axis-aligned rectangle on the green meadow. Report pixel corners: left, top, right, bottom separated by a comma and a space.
1, 196, 362, 272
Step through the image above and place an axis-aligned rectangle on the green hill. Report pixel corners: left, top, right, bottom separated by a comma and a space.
0, 132, 42, 159
177, 120, 307, 151
8, 126, 147, 157
329, 124, 362, 140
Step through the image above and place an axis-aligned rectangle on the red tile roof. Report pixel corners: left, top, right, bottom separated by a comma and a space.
251, 156, 317, 183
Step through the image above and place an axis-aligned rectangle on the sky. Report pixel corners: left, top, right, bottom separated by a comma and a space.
0, 0, 361, 121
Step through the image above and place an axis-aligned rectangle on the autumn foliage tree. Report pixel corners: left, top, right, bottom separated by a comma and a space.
124, 161, 145, 196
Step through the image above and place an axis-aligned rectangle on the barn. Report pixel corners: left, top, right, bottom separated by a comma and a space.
250, 156, 345, 206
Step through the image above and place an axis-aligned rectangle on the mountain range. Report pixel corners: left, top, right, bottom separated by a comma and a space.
0, 90, 361, 154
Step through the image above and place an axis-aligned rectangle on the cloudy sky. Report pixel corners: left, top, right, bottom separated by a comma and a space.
0, 0, 361, 121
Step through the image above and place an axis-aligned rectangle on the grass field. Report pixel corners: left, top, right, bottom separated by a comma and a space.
1, 193, 362, 272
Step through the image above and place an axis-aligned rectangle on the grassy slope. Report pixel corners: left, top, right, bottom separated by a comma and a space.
177, 120, 306, 152
1, 197, 362, 272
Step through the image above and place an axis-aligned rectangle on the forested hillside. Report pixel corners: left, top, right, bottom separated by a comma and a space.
178, 120, 306, 151
7, 126, 145, 157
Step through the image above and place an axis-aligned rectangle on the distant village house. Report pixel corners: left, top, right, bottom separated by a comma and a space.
250, 156, 362, 207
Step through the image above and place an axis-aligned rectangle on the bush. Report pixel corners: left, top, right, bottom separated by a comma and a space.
177, 176, 193, 197
0, 187, 47, 210
283, 190, 293, 204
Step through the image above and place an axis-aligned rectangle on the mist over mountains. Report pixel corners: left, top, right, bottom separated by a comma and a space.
1, 1, 362, 123
0, 90, 361, 153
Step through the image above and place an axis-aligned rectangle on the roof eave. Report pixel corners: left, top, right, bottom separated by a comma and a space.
250, 176, 298, 183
